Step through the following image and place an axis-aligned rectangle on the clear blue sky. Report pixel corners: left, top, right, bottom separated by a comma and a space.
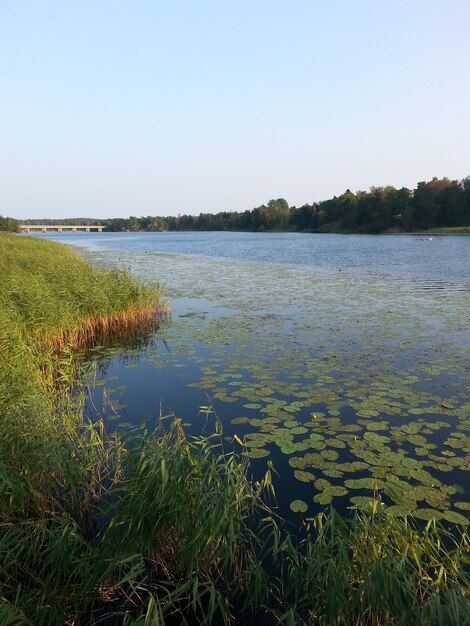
1, 1, 469, 219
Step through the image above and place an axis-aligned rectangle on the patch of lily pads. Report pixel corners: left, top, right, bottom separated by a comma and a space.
85, 247, 470, 522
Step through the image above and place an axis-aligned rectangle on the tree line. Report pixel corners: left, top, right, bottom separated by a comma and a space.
103, 175, 470, 233
4, 174, 470, 233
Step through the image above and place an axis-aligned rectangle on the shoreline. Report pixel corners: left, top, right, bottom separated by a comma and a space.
19, 225, 470, 235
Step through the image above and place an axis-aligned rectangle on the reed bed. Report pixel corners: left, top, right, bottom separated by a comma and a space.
0, 233, 169, 400
0, 233, 468, 625
0, 235, 170, 335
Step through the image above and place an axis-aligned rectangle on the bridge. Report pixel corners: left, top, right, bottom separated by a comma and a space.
21, 224, 104, 233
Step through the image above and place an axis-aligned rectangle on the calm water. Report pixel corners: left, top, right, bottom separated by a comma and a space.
34, 230, 470, 288
29, 231, 470, 522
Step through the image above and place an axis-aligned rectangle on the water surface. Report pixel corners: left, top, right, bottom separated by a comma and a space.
30, 231, 470, 522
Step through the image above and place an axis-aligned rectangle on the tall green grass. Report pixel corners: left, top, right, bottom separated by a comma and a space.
269, 506, 470, 626
0, 233, 468, 625
0, 234, 169, 391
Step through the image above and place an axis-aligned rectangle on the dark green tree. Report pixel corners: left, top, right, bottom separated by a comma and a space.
0, 215, 20, 232
267, 198, 290, 228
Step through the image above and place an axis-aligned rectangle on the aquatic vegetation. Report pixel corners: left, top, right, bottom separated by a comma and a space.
290, 499, 308, 512
273, 507, 470, 626
82, 247, 470, 520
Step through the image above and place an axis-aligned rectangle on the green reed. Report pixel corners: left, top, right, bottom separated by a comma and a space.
267, 506, 470, 626
0, 233, 468, 625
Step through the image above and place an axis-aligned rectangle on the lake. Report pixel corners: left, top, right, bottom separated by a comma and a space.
28, 231, 470, 522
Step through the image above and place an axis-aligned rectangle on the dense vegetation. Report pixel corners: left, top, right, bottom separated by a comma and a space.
113, 175, 470, 233
17, 174, 470, 234
1, 234, 469, 625
0, 215, 20, 232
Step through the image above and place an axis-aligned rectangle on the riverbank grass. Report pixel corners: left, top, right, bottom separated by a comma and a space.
0, 233, 169, 404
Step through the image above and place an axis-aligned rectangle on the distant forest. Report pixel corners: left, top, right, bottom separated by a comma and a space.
5, 174, 470, 234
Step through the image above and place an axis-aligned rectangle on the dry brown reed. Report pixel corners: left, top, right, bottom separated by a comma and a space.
47, 301, 171, 354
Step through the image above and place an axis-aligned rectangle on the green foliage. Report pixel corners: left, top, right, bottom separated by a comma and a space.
87, 174, 470, 233
0, 215, 20, 232
273, 507, 470, 626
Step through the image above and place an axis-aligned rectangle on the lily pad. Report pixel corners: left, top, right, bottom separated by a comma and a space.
441, 511, 468, 525
401, 423, 422, 435
407, 434, 427, 446
324, 485, 348, 497
345, 478, 383, 490
321, 449, 339, 461
294, 470, 316, 483
289, 456, 307, 469
385, 505, 408, 517
412, 508, 442, 521
365, 421, 389, 431
323, 469, 344, 478
402, 457, 422, 470
363, 432, 391, 444
244, 448, 270, 459
290, 499, 308, 513
314, 478, 332, 491
349, 496, 380, 512
290, 426, 308, 435
313, 493, 333, 505
454, 502, 470, 511
231, 417, 250, 424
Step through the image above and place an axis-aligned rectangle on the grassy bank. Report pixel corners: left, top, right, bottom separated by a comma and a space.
0, 234, 469, 625
0, 234, 169, 407
422, 226, 470, 235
